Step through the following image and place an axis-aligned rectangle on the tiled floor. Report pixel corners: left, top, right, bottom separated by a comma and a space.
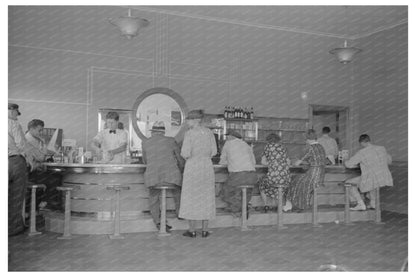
8, 211, 407, 271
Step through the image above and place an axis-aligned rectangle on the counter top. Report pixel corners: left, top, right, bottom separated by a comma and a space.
44, 163, 359, 174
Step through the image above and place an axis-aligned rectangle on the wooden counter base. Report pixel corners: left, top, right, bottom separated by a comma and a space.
44, 163, 363, 234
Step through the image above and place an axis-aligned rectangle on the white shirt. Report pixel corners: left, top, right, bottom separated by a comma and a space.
93, 129, 128, 163
317, 134, 339, 157
8, 118, 26, 156
220, 138, 256, 172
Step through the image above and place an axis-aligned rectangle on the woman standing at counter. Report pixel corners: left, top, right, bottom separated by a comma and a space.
179, 110, 217, 238
286, 129, 326, 212
91, 111, 127, 164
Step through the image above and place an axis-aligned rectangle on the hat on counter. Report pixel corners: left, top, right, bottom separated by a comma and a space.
8, 103, 21, 115
186, 109, 204, 120
150, 121, 166, 132
226, 130, 242, 139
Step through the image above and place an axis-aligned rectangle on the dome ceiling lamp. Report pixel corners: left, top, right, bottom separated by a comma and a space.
329, 6, 362, 64
109, 8, 149, 39
329, 40, 362, 64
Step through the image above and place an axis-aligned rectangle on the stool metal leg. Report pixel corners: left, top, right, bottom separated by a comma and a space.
58, 191, 73, 240
158, 188, 170, 236
109, 189, 125, 239
374, 187, 384, 224
28, 187, 41, 236
312, 188, 322, 228
277, 186, 287, 230
343, 185, 354, 225
241, 188, 250, 231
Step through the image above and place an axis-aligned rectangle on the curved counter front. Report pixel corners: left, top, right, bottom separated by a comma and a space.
45, 163, 359, 219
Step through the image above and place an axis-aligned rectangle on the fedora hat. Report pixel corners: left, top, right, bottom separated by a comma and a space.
186, 109, 204, 120
8, 103, 21, 115
226, 130, 242, 139
150, 121, 166, 132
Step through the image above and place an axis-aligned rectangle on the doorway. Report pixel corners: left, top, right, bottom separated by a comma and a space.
309, 104, 350, 151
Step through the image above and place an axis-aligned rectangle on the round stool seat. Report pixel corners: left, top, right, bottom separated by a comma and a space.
27, 183, 46, 190
57, 186, 75, 191
238, 185, 254, 189
153, 183, 177, 190
107, 185, 130, 191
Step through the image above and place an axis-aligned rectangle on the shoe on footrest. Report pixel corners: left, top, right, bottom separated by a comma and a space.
182, 231, 197, 238
202, 231, 210, 238
350, 204, 366, 211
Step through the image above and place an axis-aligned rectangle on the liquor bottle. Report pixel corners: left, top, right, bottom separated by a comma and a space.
244, 107, 248, 119
224, 106, 228, 119
250, 107, 254, 119
233, 106, 237, 119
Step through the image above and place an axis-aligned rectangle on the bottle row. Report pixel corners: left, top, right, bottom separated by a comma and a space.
223, 106, 254, 120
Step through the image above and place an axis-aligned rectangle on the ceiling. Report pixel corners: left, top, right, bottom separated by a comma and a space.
131, 5, 408, 39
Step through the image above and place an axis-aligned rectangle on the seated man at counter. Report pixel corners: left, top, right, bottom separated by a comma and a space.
345, 134, 393, 211
142, 121, 184, 231
25, 119, 61, 209
219, 130, 257, 217
91, 111, 127, 164
317, 126, 338, 165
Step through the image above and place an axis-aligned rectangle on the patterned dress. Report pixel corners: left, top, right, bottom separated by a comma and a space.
179, 126, 217, 220
258, 142, 291, 198
286, 142, 326, 210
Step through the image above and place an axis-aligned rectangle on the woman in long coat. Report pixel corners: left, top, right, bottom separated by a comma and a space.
286, 129, 326, 211
179, 110, 217, 238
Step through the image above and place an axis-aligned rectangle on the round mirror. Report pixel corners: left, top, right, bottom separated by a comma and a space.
131, 87, 188, 141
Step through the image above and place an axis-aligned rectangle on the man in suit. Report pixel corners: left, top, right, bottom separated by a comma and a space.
141, 121, 184, 231
345, 134, 393, 211
8, 103, 28, 236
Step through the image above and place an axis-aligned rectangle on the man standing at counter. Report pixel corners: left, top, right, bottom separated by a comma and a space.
219, 130, 257, 217
8, 103, 28, 236
142, 121, 184, 231
91, 111, 127, 164
345, 134, 393, 211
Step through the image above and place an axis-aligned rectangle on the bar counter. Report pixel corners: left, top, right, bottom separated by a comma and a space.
45, 163, 360, 217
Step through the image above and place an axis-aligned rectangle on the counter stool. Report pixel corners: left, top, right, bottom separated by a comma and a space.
107, 185, 130, 239
56, 186, 80, 239
276, 184, 288, 230
238, 184, 254, 231
26, 183, 46, 236
342, 182, 384, 224
342, 182, 355, 225
374, 187, 384, 225
312, 184, 322, 228
153, 183, 177, 236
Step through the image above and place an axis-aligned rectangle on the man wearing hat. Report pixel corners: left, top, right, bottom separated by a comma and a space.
142, 121, 184, 231
219, 130, 257, 217
8, 103, 28, 236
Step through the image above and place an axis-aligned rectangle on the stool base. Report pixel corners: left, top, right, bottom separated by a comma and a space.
28, 231, 42, 236
343, 222, 355, 226
241, 226, 251, 232
57, 235, 74, 240
312, 224, 323, 228
277, 225, 288, 230
374, 221, 385, 225
108, 234, 125, 240
157, 232, 171, 237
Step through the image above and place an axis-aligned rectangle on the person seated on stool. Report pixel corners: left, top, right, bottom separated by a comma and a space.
25, 119, 61, 210
219, 130, 257, 217
257, 133, 292, 213
317, 126, 339, 165
141, 121, 184, 231
285, 129, 326, 212
344, 134, 393, 211
91, 111, 127, 164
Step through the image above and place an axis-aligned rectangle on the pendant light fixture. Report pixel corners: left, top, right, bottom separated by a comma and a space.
329, 6, 362, 64
109, 8, 149, 39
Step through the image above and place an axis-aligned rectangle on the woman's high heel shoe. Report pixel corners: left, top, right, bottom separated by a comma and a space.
263, 206, 271, 213
202, 231, 210, 238
182, 230, 197, 238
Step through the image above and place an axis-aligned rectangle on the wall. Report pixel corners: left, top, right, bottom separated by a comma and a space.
9, 6, 404, 156
354, 24, 408, 161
